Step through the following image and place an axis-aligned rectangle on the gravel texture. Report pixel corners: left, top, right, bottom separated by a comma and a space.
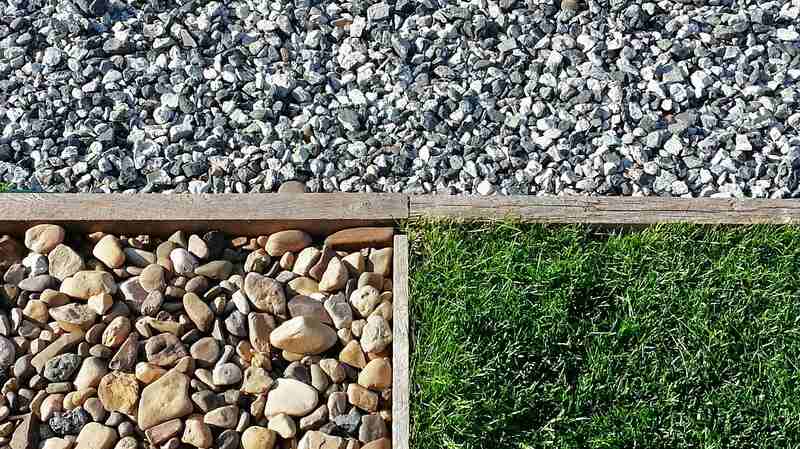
1, 0, 800, 197
0, 225, 395, 449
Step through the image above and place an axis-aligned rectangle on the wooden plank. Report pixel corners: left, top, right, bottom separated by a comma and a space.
0, 193, 409, 237
392, 235, 410, 449
409, 196, 800, 224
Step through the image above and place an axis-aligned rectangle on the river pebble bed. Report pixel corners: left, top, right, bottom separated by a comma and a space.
0, 225, 395, 449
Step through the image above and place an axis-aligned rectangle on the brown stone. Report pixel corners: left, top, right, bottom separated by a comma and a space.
242, 426, 278, 449
23, 299, 49, 323
182, 414, 213, 448
49, 303, 97, 332
138, 369, 193, 430
265, 230, 312, 257
48, 244, 85, 281
279, 252, 295, 270
60, 271, 117, 299
267, 414, 297, 439
157, 241, 179, 269
141, 290, 164, 316
102, 316, 131, 347
297, 431, 346, 449
40, 289, 69, 307
341, 252, 366, 277
98, 371, 139, 415
308, 247, 335, 281
248, 312, 275, 353
368, 248, 392, 278
144, 419, 182, 445
32, 332, 83, 372
361, 315, 392, 353
119, 277, 148, 312
358, 358, 392, 391
139, 264, 167, 293
42, 437, 72, 449
244, 249, 271, 273
74, 423, 116, 449
109, 333, 139, 372
287, 277, 319, 296
203, 405, 238, 429
319, 257, 348, 292
244, 272, 287, 315
347, 384, 379, 412
372, 301, 392, 321
264, 378, 319, 417
319, 359, 347, 383
299, 404, 328, 430
241, 366, 273, 395
146, 317, 181, 335
190, 337, 220, 367
88, 292, 114, 315
74, 357, 108, 390
324, 228, 394, 251
25, 224, 66, 254
339, 340, 366, 369
288, 295, 333, 325
93, 235, 126, 268
270, 316, 337, 355
293, 247, 321, 276
146, 333, 188, 367
10, 413, 38, 449
136, 362, 167, 384
350, 285, 381, 318
183, 292, 214, 332
327, 392, 348, 418
187, 234, 209, 259
357, 273, 384, 290
195, 260, 233, 280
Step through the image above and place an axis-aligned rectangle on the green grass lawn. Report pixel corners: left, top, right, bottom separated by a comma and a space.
406, 222, 800, 449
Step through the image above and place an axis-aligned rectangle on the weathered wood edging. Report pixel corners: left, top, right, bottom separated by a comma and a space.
408, 195, 800, 224
1, 194, 800, 230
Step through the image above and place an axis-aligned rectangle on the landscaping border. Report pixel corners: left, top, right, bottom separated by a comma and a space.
409, 195, 800, 224
0, 193, 408, 236
0, 193, 412, 449
4, 193, 800, 229
2, 192, 799, 449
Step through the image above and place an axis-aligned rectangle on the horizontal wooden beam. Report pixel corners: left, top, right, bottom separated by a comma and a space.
3, 194, 799, 230
0, 193, 409, 237
409, 195, 800, 225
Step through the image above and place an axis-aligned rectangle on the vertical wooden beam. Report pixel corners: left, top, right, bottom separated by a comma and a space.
392, 235, 410, 449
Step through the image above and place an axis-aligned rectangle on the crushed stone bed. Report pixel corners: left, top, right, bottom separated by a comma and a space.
1, 0, 799, 197
0, 225, 395, 449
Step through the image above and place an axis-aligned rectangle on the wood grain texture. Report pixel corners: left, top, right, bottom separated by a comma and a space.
0, 193, 409, 237
410, 195, 800, 224
392, 235, 410, 449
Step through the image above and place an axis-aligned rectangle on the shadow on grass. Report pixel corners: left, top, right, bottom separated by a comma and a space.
407, 221, 800, 449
